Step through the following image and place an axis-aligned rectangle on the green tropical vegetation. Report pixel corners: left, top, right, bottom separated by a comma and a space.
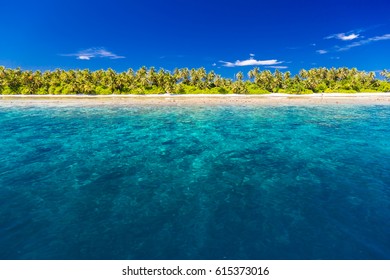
0, 66, 389, 94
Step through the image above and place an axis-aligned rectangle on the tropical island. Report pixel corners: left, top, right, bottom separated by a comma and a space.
1, 66, 389, 95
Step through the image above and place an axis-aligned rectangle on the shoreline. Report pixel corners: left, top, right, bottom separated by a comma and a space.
1, 93, 390, 106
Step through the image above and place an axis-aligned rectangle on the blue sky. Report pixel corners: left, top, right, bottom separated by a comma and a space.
0, 0, 389, 77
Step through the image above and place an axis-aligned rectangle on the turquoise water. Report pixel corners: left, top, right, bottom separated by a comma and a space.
0, 105, 389, 260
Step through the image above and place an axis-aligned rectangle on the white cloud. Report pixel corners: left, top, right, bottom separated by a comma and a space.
212, 63, 216, 66
249, 53, 255, 57
326, 32, 360, 41
316, 49, 328, 54
338, 33, 359, 41
62, 47, 125, 60
340, 33, 360, 40
77, 56, 91, 60
266, 66, 288, 69
220, 58, 283, 67
370, 34, 390, 41
337, 34, 390, 51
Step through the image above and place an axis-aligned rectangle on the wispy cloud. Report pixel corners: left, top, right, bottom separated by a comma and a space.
325, 25, 385, 42
337, 34, 390, 51
220, 57, 283, 67
62, 47, 125, 60
316, 49, 328, 54
326, 33, 360, 41
266, 66, 288, 69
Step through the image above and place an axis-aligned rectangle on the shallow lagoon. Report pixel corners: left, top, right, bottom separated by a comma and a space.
0, 105, 389, 259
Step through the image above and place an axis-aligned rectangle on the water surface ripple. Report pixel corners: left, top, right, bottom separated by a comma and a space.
0, 105, 389, 259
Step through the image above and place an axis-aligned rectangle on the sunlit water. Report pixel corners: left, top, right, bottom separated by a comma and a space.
0, 105, 389, 259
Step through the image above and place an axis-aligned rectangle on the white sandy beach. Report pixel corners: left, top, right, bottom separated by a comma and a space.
1, 93, 390, 107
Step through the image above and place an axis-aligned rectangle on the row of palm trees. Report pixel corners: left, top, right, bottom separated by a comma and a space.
0, 66, 389, 94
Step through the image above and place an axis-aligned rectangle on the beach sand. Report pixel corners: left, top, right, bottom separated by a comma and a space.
1, 93, 390, 107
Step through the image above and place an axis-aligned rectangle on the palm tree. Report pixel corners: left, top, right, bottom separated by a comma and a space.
196, 67, 207, 89
236, 72, 244, 81
163, 72, 176, 93
231, 72, 246, 94
206, 70, 216, 88
248, 67, 260, 81
147, 67, 158, 87
179, 68, 190, 85
0, 66, 388, 95
381, 70, 390, 82
282, 71, 291, 90
273, 70, 283, 92
0, 66, 6, 92
135, 66, 148, 90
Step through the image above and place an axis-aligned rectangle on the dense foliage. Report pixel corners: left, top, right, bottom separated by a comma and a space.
1, 66, 389, 94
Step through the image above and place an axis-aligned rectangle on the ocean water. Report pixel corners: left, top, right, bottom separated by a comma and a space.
0, 105, 389, 260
